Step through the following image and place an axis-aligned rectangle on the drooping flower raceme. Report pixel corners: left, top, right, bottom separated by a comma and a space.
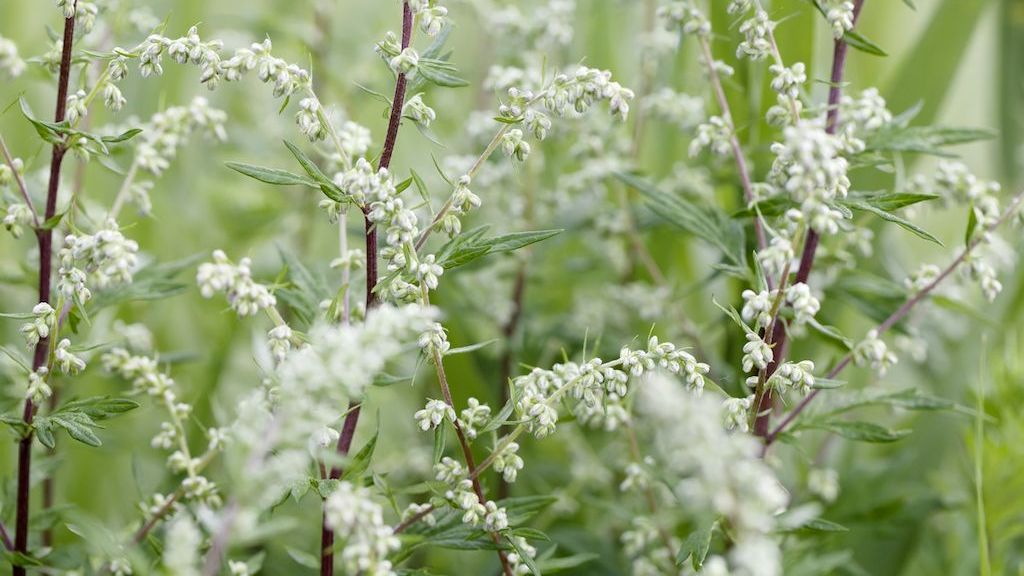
324, 481, 401, 576
196, 250, 276, 317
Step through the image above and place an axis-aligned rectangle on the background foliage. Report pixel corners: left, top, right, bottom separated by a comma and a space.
2, 0, 1023, 574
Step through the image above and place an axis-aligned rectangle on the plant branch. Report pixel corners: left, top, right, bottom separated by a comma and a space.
0, 519, 12, 551
14, 8, 76, 573
697, 35, 768, 261
754, 0, 865, 438
763, 190, 1024, 451
322, 4, 413, 575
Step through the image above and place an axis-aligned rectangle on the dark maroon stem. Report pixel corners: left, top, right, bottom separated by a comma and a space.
321, 4, 412, 575
14, 8, 76, 572
753, 0, 865, 439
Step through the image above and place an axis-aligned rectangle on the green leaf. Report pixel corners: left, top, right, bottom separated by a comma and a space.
618, 172, 746, 268
225, 161, 318, 187
438, 229, 562, 270
341, 426, 379, 481
487, 230, 563, 254
788, 518, 850, 533
40, 209, 68, 230
417, 58, 469, 88
445, 339, 498, 356
101, 128, 144, 143
855, 191, 941, 212
535, 553, 599, 573
841, 199, 943, 245
479, 398, 515, 435
56, 396, 139, 420
843, 30, 888, 57
282, 140, 346, 202
711, 296, 755, 335
50, 412, 103, 447
676, 524, 714, 570
432, 425, 446, 463
865, 125, 995, 156
807, 420, 911, 443
965, 203, 978, 245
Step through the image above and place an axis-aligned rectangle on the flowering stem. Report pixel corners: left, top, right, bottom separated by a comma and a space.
753, 0, 865, 438
13, 7, 76, 571
421, 288, 515, 575
321, 4, 413, 575
0, 136, 38, 227
763, 190, 1024, 452
696, 35, 769, 260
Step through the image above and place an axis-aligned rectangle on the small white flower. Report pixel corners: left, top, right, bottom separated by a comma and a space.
415, 398, 455, 431
26, 368, 51, 404
742, 332, 773, 373
54, 339, 87, 375
853, 329, 897, 376
389, 47, 419, 74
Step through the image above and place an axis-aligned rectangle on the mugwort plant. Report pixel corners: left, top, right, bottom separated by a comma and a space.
1, 0, 1021, 574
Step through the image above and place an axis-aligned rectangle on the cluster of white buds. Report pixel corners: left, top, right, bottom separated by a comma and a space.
103, 83, 127, 112
492, 441, 524, 483
546, 66, 634, 121
196, 250, 277, 317
162, 516, 201, 576
417, 322, 450, 357
904, 263, 940, 293
55, 0, 77, 18
839, 88, 893, 136
458, 397, 490, 440
767, 63, 807, 125
853, 329, 897, 376
723, 394, 755, 432
619, 459, 653, 492
513, 337, 710, 439
736, 10, 775, 61
58, 220, 140, 298
0, 35, 25, 78
403, 93, 436, 128
411, 0, 449, 37
767, 360, 815, 395
659, 1, 711, 37
931, 161, 1004, 241
785, 282, 820, 325
401, 502, 436, 527
758, 235, 794, 279
135, 97, 228, 176
824, 0, 856, 38
769, 120, 854, 235
139, 26, 223, 83
622, 517, 677, 575
20, 302, 56, 348
441, 175, 482, 237
54, 338, 87, 375
964, 256, 1003, 302
414, 398, 456, 431
26, 368, 51, 404
295, 97, 327, 142
65, 90, 89, 124
742, 332, 773, 373
643, 88, 704, 130
103, 347, 224, 506
267, 324, 293, 363
741, 288, 774, 329
808, 468, 840, 503
323, 482, 401, 576
502, 129, 531, 161
690, 116, 733, 157
3, 200, 33, 239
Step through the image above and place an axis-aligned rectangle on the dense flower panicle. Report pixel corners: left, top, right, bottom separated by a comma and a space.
690, 116, 733, 157
276, 304, 435, 401
643, 88, 704, 129
839, 88, 893, 136
196, 250, 276, 317
26, 368, 52, 404
324, 482, 401, 576
162, 515, 202, 576
54, 221, 138, 306
853, 329, 898, 376
964, 256, 1003, 302
785, 282, 820, 325
659, 1, 711, 37
0, 35, 25, 78
769, 120, 852, 204
3, 202, 33, 239
267, 324, 293, 363
758, 235, 794, 279
904, 264, 941, 293
458, 397, 491, 439
637, 375, 786, 576
723, 394, 755, 432
741, 288, 774, 328
54, 338, 87, 375
492, 441, 524, 482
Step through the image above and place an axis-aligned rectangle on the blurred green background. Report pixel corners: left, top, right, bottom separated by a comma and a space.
2, 0, 1024, 574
